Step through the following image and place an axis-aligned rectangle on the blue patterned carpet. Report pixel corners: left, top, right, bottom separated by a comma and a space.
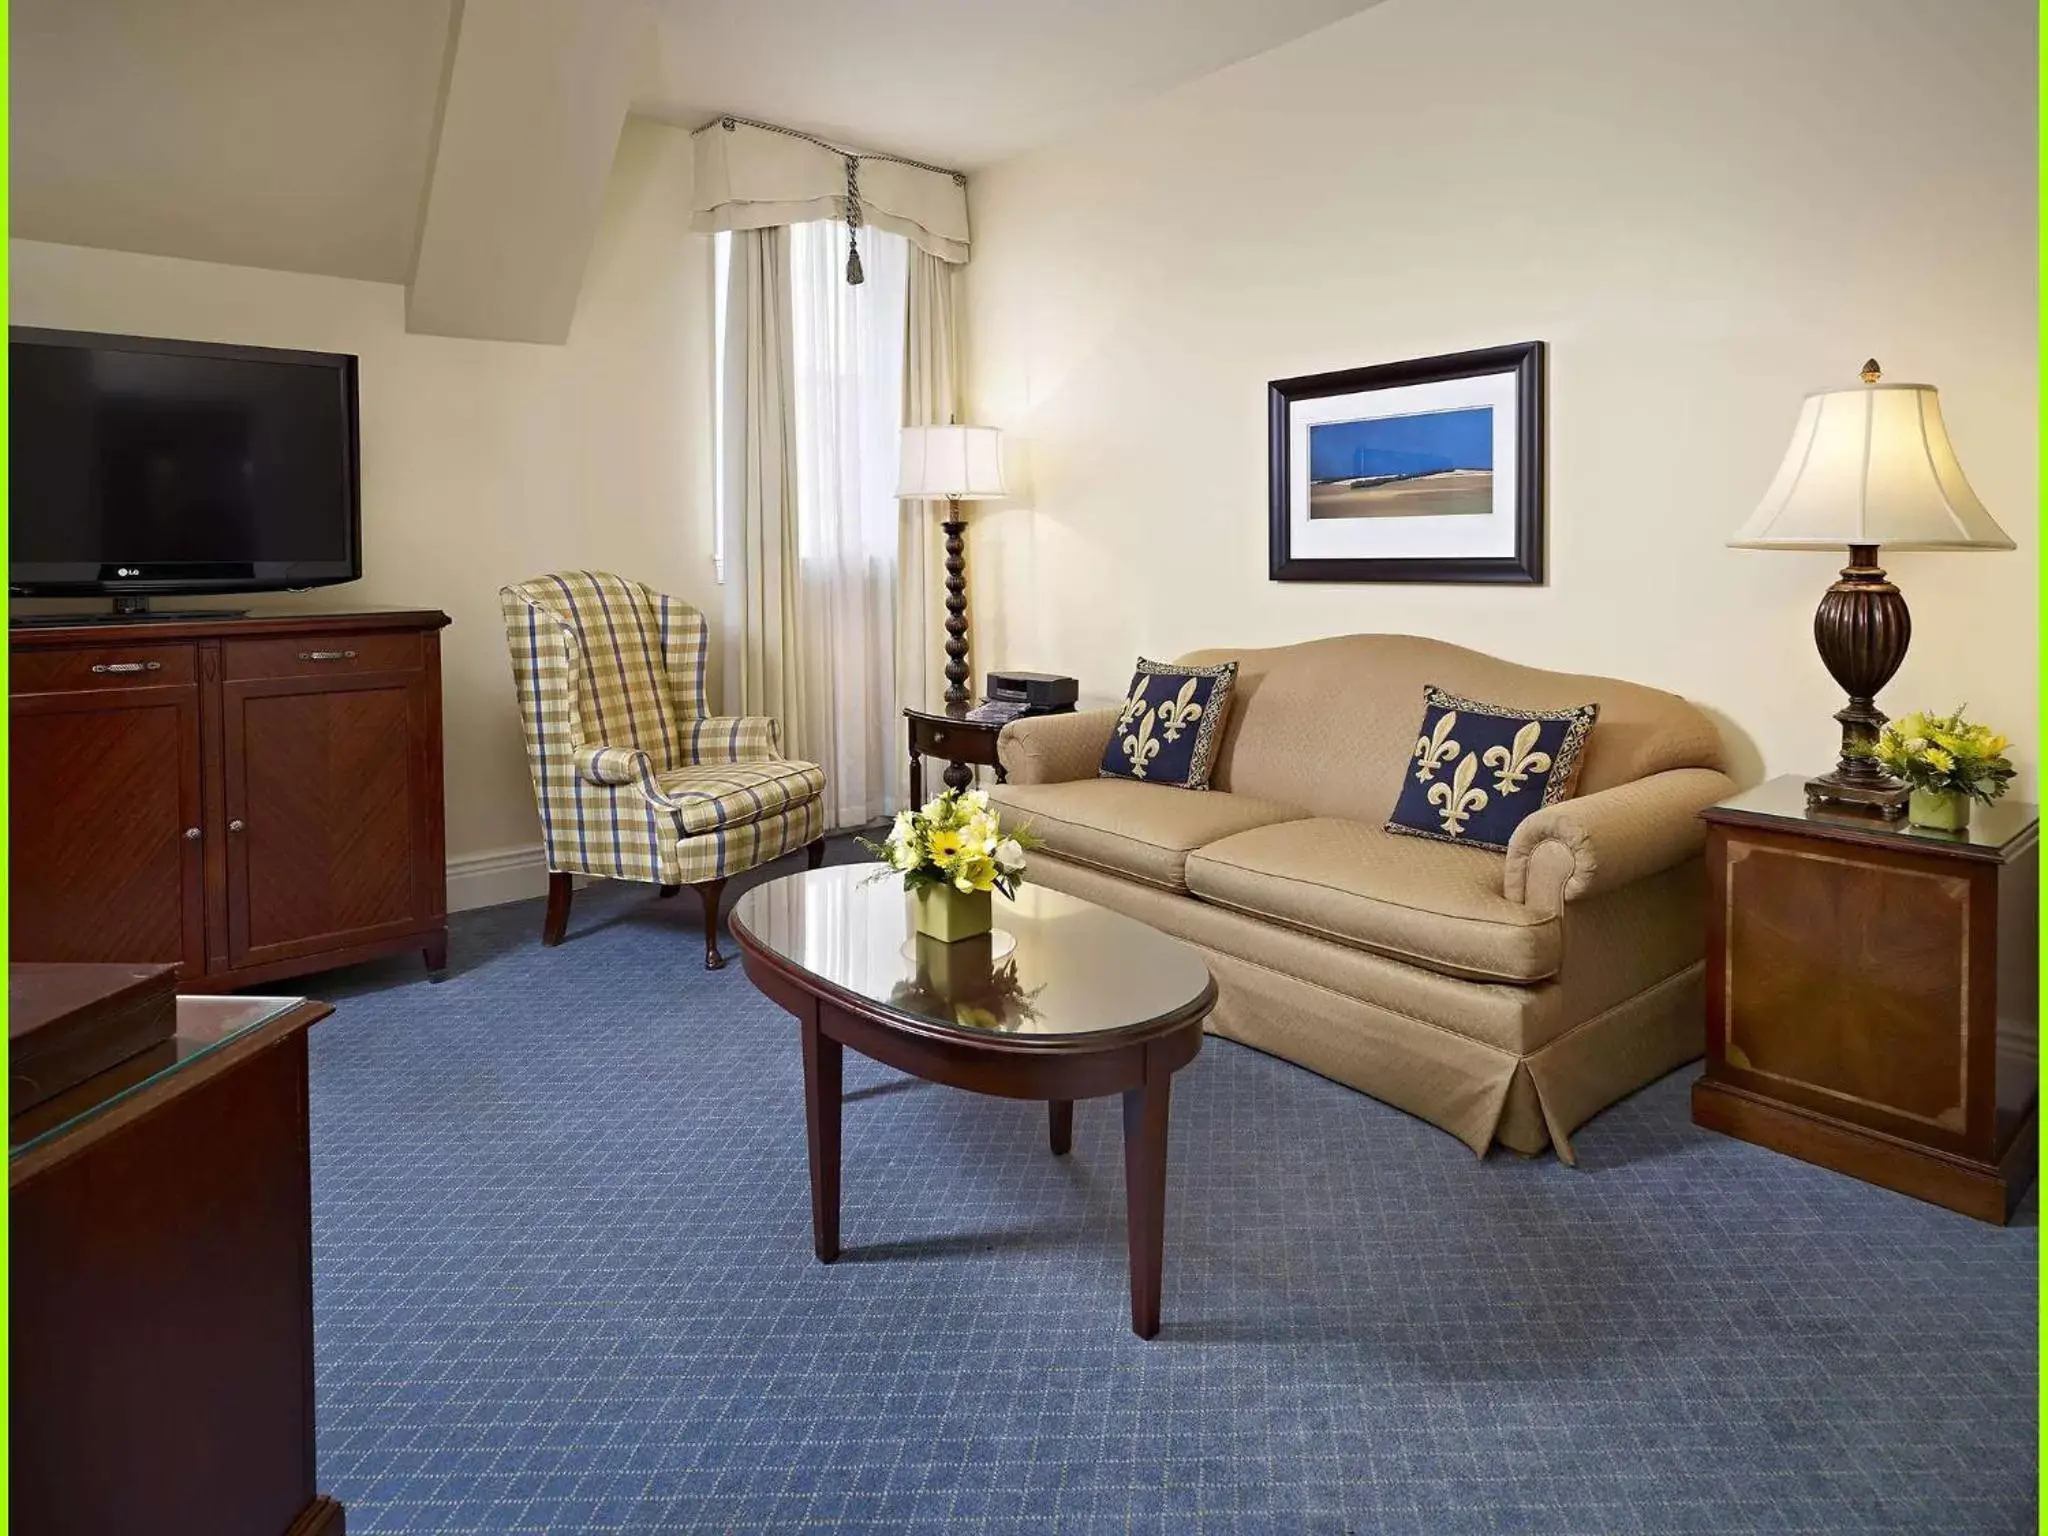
307, 840, 2037, 1534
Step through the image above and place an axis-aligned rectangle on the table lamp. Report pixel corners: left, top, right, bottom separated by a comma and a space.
897, 424, 1007, 710
1730, 360, 2014, 816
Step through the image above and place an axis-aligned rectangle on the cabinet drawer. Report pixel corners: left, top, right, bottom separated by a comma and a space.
223, 632, 422, 681
11, 643, 198, 694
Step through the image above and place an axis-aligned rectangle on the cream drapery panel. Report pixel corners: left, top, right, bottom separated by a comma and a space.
899, 250, 963, 723
719, 227, 807, 757
791, 221, 910, 829
692, 118, 969, 265
709, 117, 970, 822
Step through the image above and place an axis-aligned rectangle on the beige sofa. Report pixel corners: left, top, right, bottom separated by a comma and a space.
990, 635, 1734, 1162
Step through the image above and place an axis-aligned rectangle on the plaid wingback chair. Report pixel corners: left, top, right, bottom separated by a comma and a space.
501, 571, 826, 968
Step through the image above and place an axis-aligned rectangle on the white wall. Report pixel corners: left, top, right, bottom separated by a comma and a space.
11, 118, 719, 900
963, 0, 2038, 793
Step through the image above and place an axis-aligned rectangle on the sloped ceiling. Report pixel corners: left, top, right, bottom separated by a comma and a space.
9, 0, 1384, 332
10, 0, 455, 284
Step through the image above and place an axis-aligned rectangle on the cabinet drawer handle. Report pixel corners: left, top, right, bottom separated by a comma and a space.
229, 819, 246, 833
90, 661, 162, 674
930, 731, 947, 748
299, 649, 357, 662
184, 826, 201, 841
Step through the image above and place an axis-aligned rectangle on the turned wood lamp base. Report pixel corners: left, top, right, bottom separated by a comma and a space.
1804, 542, 1910, 819
940, 499, 972, 712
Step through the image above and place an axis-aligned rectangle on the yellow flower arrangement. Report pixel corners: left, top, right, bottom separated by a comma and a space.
1865, 707, 2017, 805
858, 787, 1040, 898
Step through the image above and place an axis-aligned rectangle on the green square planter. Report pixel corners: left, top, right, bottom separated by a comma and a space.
912, 884, 993, 943
1907, 788, 1973, 832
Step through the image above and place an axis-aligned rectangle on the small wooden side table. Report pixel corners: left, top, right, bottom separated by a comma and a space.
1693, 776, 2038, 1223
905, 705, 1010, 801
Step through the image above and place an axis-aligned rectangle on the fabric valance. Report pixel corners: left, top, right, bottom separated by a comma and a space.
691, 117, 970, 266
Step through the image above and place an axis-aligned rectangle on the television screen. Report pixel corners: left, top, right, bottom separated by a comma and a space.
9, 328, 360, 596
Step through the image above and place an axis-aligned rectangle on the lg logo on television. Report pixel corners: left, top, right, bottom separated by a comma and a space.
116, 567, 139, 576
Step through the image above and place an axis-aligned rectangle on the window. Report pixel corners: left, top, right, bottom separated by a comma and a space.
711, 220, 912, 826
711, 229, 730, 582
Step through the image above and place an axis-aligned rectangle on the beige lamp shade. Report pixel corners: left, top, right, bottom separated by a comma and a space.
1730, 380, 2013, 551
896, 424, 1006, 501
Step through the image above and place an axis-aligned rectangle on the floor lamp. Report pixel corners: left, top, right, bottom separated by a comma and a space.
896, 423, 1008, 712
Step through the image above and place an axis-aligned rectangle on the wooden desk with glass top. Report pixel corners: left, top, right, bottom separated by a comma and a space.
11, 980, 341, 1536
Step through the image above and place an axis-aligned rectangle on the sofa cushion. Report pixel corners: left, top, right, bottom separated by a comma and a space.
1185, 817, 1560, 983
1098, 658, 1238, 790
654, 759, 825, 834
988, 779, 1303, 893
1387, 685, 1598, 851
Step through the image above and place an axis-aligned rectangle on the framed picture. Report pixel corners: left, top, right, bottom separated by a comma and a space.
1268, 341, 1545, 584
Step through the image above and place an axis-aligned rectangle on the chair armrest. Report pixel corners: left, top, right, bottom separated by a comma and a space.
575, 744, 662, 792
1504, 767, 1736, 914
997, 708, 1121, 785
680, 716, 783, 764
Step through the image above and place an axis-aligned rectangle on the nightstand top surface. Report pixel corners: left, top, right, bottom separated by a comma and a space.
1703, 775, 2039, 862
903, 703, 999, 726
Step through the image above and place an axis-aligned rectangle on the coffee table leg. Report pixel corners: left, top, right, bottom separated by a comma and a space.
801, 1017, 842, 1263
1048, 1100, 1073, 1156
1121, 1078, 1171, 1339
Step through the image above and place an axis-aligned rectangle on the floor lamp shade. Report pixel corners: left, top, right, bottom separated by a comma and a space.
896, 424, 1007, 721
897, 425, 1007, 502
1731, 366, 2014, 816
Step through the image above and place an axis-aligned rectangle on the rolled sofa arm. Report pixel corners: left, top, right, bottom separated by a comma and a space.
998, 707, 1122, 785
1504, 767, 1736, 913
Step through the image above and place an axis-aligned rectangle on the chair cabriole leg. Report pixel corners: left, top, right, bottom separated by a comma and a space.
805, 838, 827, 871
657, 884, 680, 899
698, 877, 729, 970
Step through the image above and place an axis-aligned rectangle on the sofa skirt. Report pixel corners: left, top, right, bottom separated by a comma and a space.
1023, 852, 1704, 1163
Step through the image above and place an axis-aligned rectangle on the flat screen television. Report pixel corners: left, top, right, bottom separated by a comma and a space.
9, 327, 361, 602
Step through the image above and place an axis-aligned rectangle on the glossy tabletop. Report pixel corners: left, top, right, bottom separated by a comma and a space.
1703, 774, 2040, 863
10, 994, 308, 1159
731, 864, 1215, 1043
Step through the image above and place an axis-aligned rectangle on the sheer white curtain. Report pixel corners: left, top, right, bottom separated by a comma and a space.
788, 220, 910, 828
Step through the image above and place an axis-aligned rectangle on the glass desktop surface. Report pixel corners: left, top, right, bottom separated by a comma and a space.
10, 995, 305, 1159
731, 865, 1213, 1041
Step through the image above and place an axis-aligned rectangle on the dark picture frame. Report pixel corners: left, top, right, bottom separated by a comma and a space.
1268, 341, 1545, 584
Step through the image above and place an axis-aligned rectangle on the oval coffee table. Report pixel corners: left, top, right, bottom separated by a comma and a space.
731, 865, 1216, 1338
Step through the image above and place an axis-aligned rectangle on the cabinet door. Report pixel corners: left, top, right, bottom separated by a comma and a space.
10, 684, 206, 977
221, 670, 437, 970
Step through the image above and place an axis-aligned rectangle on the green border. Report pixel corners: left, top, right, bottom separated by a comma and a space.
2037, 3, 2045, 1528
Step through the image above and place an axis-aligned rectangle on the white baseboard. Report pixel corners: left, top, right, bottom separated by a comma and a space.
446, 829, 852, 914
446, 843, 552, 913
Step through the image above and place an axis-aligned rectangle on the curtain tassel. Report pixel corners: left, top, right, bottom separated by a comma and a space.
843, 155, 865, 285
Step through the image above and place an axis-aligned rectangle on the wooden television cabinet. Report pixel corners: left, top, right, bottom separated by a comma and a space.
10, 608, 450, 989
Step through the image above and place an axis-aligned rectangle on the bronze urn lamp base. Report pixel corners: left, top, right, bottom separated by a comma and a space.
1804, 543, 1911, 818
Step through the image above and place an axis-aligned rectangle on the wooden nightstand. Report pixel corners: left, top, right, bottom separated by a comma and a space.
904, 705, 1010, 802
1693, 776, 2038, 1223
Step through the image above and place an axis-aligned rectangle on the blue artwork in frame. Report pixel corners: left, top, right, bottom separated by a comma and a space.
1308, 406, 1494, 520
1268, 342, 1545, 584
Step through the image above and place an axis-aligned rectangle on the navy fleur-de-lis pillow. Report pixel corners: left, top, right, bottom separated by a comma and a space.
1386, 686, 1598, 851
1098, 658, 1238, 790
